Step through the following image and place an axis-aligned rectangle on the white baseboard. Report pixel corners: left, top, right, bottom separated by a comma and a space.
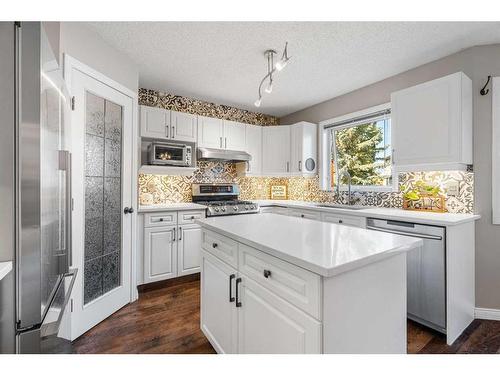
474, 307, 500, 320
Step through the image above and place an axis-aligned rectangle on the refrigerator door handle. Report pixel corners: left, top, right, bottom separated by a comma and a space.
58, 150, 72, 274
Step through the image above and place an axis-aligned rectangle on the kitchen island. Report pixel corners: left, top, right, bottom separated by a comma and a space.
196, 213, 422, 354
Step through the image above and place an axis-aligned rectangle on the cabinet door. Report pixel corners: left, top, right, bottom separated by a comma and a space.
245, 124, 262, 175
171, 111, 197, 142
290, 125, 302, 174
201, 250, 238, 354
237, 277, 321, 354
140, 105, 170, 139
144, 226, 177, 283
223, 120, 246, 151
391, 73, 463, 168
177, 224, 201, 276
262, 126, 291, 175
198, 116, 224, 149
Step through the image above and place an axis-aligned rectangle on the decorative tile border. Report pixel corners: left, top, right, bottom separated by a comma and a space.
138, 162, 474, 214
139, 88, 280, 126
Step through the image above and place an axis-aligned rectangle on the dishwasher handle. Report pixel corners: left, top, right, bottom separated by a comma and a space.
366, 225, 443, 241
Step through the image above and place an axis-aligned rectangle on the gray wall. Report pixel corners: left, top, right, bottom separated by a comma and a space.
59, 22, 139, 93
281, 44, 500, 310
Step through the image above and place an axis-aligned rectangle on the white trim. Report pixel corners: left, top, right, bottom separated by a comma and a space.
492, 77, 500, 224
63, 54, 140, 316
474, 307, 500, 321
319, 102, 397, 192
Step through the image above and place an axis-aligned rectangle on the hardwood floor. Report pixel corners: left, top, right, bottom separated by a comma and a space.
72, 275, 500, 354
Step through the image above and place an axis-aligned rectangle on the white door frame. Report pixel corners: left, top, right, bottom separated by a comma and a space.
63, 54, 139, 339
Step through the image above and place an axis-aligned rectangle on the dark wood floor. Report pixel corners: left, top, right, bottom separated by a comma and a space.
73, 275, 500, 354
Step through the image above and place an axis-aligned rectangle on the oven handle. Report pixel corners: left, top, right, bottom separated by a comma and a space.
366, 225, 443, 241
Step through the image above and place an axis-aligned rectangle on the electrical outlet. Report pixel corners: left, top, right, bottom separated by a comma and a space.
445, 181, 460, 197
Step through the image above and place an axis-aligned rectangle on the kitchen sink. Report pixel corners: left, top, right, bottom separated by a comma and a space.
314, 203, 366, 210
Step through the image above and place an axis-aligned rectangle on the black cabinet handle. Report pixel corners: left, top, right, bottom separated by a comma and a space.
263, 269, 272, 278
229, 274, 235, 302
339, 219, 343, 224
172, 228, 176, 241
178, 227, 182, 241
159, 218, 164, 222
301, 214, 305, 218
124, 207, 134, 214
235, 277, 242, 307
212, 242, 218, 248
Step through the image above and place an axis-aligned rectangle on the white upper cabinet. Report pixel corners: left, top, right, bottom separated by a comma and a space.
140, 105, 170, 139
170, 110, 198, 142
198, 115, 224, 148
262, 125, 291, 175
391, 72, 472, 171
244, 124, 262, 175
290, 122, 318, 176
223, 120, 246, 151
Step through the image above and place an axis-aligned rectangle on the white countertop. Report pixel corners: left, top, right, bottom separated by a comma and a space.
0, 261, 13, 281
197, 213, 422, 277
138, 202, 206, 213
255, 200, 480, 226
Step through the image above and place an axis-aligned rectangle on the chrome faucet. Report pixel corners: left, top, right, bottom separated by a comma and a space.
337, 170, 354, 205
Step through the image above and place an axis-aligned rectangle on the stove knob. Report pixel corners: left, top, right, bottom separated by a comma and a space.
244, 206, 249, 210
214, 207, 219, 212
221, 207, 226, 212
233, 206, 238, 211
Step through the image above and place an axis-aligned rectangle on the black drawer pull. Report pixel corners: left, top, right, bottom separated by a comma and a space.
159, 218, 164, 222
263, 269, 272, 278
235, 277, 242, 307
339, 219, 343, 223
301, 214, 305, 218
212, 242, 218, 248
229, 274, 235, 302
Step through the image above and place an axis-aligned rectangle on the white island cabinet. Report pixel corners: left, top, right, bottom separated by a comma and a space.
197, 213, 422, 354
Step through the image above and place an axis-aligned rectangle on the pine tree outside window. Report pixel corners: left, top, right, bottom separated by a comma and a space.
321, 104, 396, 192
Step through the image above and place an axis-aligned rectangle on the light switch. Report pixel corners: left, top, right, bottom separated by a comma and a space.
444, 181, 460, 197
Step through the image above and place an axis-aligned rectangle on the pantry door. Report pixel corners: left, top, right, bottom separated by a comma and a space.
66, 57, 135, 340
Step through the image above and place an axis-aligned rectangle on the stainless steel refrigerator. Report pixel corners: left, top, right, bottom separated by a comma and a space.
0, 21, 76, 354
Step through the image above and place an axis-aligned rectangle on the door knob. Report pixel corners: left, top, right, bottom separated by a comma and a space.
124, 207, 134, 214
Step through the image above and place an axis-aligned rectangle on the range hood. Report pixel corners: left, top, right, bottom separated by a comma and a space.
197, 147, 252, 162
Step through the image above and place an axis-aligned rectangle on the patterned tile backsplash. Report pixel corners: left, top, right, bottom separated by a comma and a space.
138, 162, 474, 214
139, 88, 280, 126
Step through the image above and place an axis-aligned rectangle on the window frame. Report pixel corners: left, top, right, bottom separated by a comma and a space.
319, 102, 397, 192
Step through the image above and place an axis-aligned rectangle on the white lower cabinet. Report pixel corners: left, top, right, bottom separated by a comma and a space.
143, 210, 205, 283
177, 224, 202, 276
200, 229, 322, 354
320, 212, 366, 228
201, 250, 238, 354
144, 226, 177, 283
238, 277, 321, 354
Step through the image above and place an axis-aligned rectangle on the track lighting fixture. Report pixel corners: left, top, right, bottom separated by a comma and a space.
254, 42, 291, 107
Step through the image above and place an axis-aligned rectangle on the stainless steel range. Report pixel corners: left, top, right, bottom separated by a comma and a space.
192, 183, 259, 217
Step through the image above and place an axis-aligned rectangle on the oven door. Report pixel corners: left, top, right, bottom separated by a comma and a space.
150, 143, 189, 166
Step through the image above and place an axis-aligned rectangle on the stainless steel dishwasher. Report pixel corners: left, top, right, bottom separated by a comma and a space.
366, 218, 446, 333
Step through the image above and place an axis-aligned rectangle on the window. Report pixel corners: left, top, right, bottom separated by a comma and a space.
321, 104, 395, 191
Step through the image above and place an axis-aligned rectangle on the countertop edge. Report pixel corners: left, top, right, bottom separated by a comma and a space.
256, 200, 480, 226
0, 261, 13, 281
196, 220, 422, 277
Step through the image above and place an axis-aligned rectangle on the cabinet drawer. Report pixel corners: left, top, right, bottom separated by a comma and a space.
321, 212, 365, 228
144, 212, 177, 227
178, 210, 206, 224
260, 206, 288, 215
238, 243, 321, 320
288, 208, 321, 221
202, 229, 238, 268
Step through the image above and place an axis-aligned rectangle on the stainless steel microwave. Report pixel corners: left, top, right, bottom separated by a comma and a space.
147, 141, 195, 167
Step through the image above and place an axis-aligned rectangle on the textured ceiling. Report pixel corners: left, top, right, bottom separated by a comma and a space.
85, 22, 500, 117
